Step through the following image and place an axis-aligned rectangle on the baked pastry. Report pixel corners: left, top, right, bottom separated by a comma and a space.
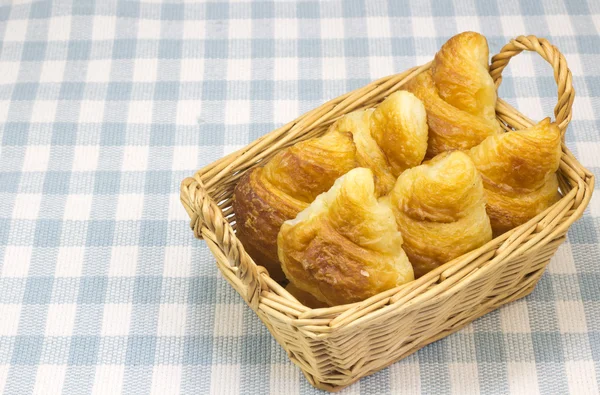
233, 131, 357, 281
467, 118, 562, 235
328, 91, 428, 196
407, 32, 502, 158
278, 168, 414, 306
234, 91, 428, 281
383, 151, 492, 278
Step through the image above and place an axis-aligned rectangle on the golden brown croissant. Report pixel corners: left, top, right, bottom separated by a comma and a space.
328, 91, 428, 196
233, 131, 357, 281
234, 91, 427, 281
278, 168, 414, 306
383, 151, 492, 278
407, 32, 502, 158
467, 118, 562, 235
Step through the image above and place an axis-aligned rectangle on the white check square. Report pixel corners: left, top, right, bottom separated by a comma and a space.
455, 17, 481, 34
0, 101, 9, 122
64, 194, 93, 221
322, 57, 346, 80
3, 19, 28, 42
22, 146, 51, 172
33, 365, 66, 395
557, 301, 588, 333
151, 366, 182, 395
127, 101, 154, 125
411, 17, 436, 37
274, 58, 298, 81
515, 97, 544, 121
2, 246, 33, 277
229, 19, 251, 39
369, 56, 394, 79
133, 58, 158, 82
320, 18, 344, 39
0, 365, 8, 395
546, 15, 574, 36
138, 19, 161, 40
92, 16, 116, 41
274, 19, 298, 39
500, 300, 531, 333
92, 365, 124, 395
79, 100, 105, 123
548, 243, 577, 274
213, 304, 243, 337
225, 100, 250, 125
109, 246, 138, 277
507, 362, 540, 395
86, 60, 112, 83
163, 246, 191, 277
122, 146, 149, 171
48, 16, 72, 41
572, 97, 594, 121
226, 59, 251, 81
172, 146, 198, 171
210, 365, 240, 395
176, 100, 201, 125
501, 15, 526, 38
101, 304, 132, 336
157, 304, 187, 336
12, 194, 42, 220
31, 101, 58, 123
180, 59, 205, 82
0, 61, 20, 84
449, 363, 479, 394
39, 61, 66, 83
55, 247, 85, 277
566, 361, 599, 395
273, 100, 298, 124
72, 146, 100, 172
45, 304, 77, 336
183, 21, 205, 40
367, 17, 391, 38
0, 305, 20, 336
116, 194, 145, 221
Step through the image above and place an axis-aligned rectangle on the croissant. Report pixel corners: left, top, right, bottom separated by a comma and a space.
233, 131, 357, 281
383, 151, 492, 278
328, 91, 428, 196
407, 32, 502, 158
278, 168, 414, 306
234, 91, 428, 281
467, 118, 562, 235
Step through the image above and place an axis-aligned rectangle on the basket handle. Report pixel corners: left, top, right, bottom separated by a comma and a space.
180, 175, 263, 310
489, 35, 575, 134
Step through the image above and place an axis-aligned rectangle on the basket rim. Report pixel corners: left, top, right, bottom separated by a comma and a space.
180, 36, 595, 335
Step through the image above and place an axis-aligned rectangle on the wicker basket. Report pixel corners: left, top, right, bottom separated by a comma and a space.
180, 35, 594, 392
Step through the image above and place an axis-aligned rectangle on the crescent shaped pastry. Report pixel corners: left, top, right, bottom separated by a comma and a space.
467, 118, 562, 235
384, 151, 493, 278
233, 131, 357, 281
407, 32, 502, 158
278, 168, 414, 306
328, 90, 428, 196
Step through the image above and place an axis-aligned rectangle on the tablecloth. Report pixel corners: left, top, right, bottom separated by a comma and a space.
0, 0, 599, 394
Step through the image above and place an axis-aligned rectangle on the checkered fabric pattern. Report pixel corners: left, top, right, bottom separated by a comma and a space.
0, 0, 599, 394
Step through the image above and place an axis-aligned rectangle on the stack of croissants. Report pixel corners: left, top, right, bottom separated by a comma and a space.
233, 32, 563, 307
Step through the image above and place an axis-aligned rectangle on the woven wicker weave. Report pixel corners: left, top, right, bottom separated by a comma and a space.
180, 36, 594, 392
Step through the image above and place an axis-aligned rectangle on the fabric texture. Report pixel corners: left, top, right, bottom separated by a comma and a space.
0, 0, 599, 394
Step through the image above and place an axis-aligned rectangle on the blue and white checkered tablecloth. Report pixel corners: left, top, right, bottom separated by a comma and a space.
0, 0, 599, 394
